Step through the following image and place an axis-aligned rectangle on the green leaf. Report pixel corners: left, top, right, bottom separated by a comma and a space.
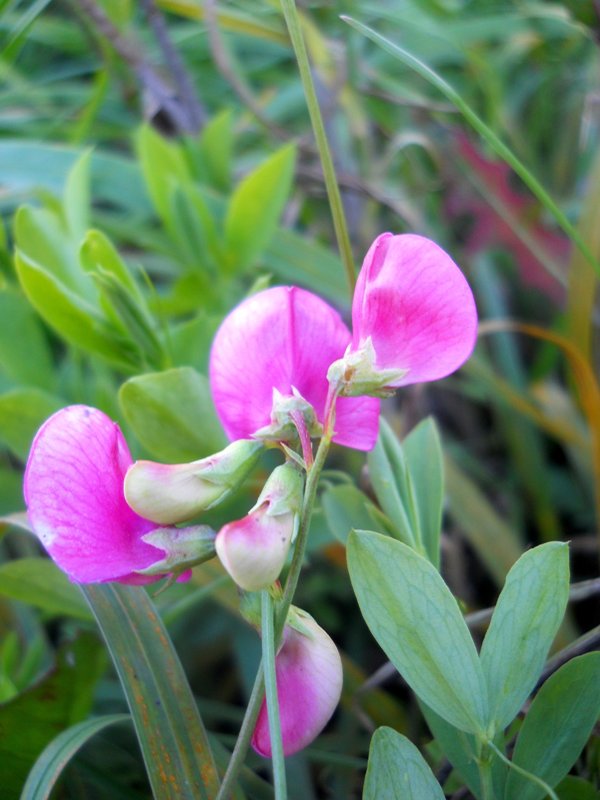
480, 542, 570, 732
0, 288, 55, 392
366, 418, 419, 550
63, 149, 91, 241
321, 484, 385, 543
0, 388, 63, 460
136, 124, 190, 227
15, 250, 138, 371
20, 713, 130, 800
347, 530, 488, 734
0, 559, 92, 621
363, 727, 445, 799
119, 367, 227, 461
80, 229, 140, 297
224, 144, 296, 271
505, 653, 600, 800
420, 703, 482, 798
556, 777, 600, 800
82, 583, 220, 800
0, 633, 105, 800
403, 418, 444, 567
198, 108, 234, 190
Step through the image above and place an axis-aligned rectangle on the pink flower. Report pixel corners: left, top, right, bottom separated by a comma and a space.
24, 406, 176, 584
346, 233, 478, 390
209, 286, 380, 451
252, 610, 343, 757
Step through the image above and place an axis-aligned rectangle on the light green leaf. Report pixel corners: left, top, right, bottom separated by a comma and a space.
321, 484, 385, 543
225, 144, 296, 271
403, 418, 444, 567
480, 542, 570, 732
82, 584, 220, 800
80, 229, 140, 297
363, 727, 445, 799
198, 108, 233, 190
366, 418, 419, 549
505, 653, 600, 800
0, 388, 63, 460
15, 250, 138, 371
20, 713, 130, 800
136, 124, 190, 227
420, 703, 481, 798
347, 530, 488, 734
119, 366, 227, 461
0, 559, 92, 621
63, 149, 91, 240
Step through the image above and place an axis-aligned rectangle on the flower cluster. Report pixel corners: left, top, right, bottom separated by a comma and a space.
23, 233, 477, 757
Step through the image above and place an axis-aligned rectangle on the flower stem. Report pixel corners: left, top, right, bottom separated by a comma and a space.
280, 0, 356, 295
261, 591, 287, 799
477, 755, 495, 800
216, 402, 337, 799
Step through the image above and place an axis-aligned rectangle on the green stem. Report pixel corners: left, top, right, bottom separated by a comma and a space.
280, 0, 356, 294
216, 401, 338, 799
261, 591, 287, 799
477, 756, 495, 800
487, 741, 559, 800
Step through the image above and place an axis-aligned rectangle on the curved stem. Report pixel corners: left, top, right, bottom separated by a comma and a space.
262, 591, 287, 799
487, 741, 558, 800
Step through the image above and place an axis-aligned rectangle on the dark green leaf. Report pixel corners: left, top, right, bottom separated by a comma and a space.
348, 530, 488, 734
20, 713, 130, 800
0, 388, 63, 460
0, 289, 55, 392
505, 653, 600, 800
0, 559, 92, 621
321, 484, 385, 543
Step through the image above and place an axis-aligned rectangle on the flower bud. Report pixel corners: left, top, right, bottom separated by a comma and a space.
215, 463, 303, 592
253, 387, 322, 443
124, 439, 262, 524
252, 607, 343, 757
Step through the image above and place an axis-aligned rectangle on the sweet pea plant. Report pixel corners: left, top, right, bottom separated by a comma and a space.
3, 2, 600, 799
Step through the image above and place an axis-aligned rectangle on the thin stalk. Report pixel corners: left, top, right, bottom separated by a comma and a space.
280, 0, 356, 294
216, 398, 338, 799
477, 756, 495, 800
261, 591, 287, 799
487, 741, 558, 800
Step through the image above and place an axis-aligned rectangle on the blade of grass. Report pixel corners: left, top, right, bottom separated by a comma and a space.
341, 16, 600, 279
82, 584, 221, 800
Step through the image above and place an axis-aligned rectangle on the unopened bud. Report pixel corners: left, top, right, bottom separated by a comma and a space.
216, 463, 304, 591
124, 439, 262, 524
327, 337, 408, 398
253, 388, 322, 442
136, 524, 216, 576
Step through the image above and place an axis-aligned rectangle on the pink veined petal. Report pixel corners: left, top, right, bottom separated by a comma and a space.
251, 615, 343, 757
352, 233, 478, 386
24, 405, 164, 583
209, 286, 380, 450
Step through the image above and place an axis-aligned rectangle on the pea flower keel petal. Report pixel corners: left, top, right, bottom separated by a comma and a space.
24, 406, 165, 583
252, 610, 343, 757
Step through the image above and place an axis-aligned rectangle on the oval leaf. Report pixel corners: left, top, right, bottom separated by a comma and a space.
347, 530, 488, 734
505, 653, 600, 800
363, 727, 445, 800
480, 542, 569, 732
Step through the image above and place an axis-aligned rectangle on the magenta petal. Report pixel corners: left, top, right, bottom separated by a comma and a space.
352, 233, 478, 386
209, 286, 380, 450
252, 614, 343, 757
24, 406, 163, 583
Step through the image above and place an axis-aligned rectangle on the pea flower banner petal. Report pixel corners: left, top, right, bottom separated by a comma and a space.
350, 232, 478, 388
24, 405, 167, 584
252, 610, 343, 757
209, 286, 380, 451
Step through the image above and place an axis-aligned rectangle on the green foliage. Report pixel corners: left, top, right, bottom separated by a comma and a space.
0, 558, 92, 621
363, 727, 445, 799
348, 530, 489, 735
0, 388, 63, 460
119, 366, 226, 461
0, 634, 105, 800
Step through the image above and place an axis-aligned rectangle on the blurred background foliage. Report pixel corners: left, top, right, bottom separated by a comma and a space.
0, 0, 599, 797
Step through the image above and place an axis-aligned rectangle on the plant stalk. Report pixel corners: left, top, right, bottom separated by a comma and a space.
261, 590, 287, 799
